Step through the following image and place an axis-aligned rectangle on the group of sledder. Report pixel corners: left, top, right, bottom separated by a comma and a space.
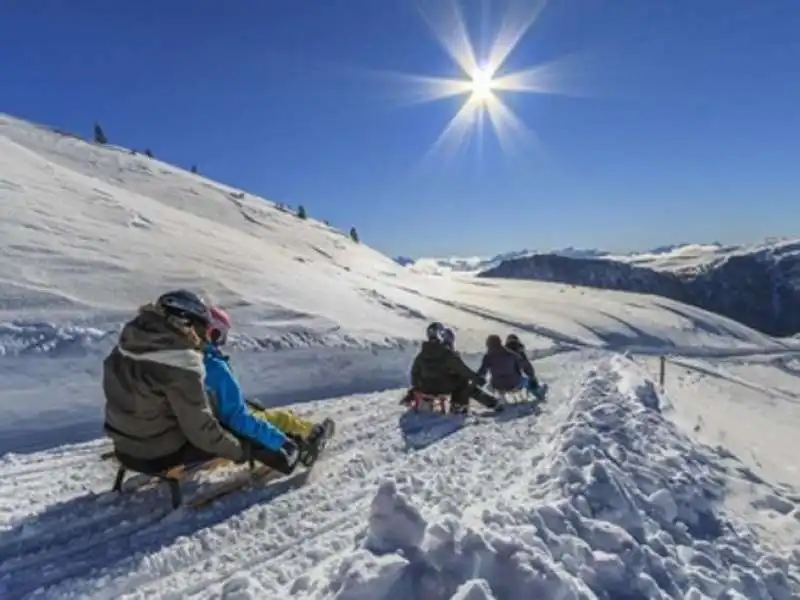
101, 289, 546, 507
401, 321, 547, 414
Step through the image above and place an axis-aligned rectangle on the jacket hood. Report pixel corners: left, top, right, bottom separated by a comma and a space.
118, 305, 200, 355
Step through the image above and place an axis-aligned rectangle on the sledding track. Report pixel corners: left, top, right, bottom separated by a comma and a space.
0, 353, 580, 599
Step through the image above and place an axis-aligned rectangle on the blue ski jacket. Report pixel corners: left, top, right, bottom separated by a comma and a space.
202, 344, 287, 451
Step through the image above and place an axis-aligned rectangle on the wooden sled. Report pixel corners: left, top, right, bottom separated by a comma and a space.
492, 383, 548, 405
110, 453, 263, 510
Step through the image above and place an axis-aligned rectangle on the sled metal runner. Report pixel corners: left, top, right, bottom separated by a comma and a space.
110, 454, 263, 510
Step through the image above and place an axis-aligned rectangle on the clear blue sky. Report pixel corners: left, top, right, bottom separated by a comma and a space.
2, 1, 799, 258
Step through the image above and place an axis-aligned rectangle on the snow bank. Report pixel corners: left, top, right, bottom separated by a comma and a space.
325, 356, 800, 599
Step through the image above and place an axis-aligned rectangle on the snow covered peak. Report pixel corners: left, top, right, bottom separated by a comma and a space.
402, 239, 800, 278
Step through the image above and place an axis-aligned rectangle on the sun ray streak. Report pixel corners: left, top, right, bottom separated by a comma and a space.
486, 0, 548, 75
417, 0, 479, 76
364, 69, 472, 106
485, 95, 537, 156
492, 52, 597, 97
422, 98, 481, 166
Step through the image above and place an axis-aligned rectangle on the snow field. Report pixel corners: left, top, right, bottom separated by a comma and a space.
1, 351, 798, 599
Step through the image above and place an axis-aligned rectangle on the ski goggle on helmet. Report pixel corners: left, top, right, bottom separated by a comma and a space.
207, 306, 232, 346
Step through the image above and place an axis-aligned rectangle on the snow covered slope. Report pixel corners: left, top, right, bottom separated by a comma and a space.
1, 351, 798, 598
3, 112, 798, 450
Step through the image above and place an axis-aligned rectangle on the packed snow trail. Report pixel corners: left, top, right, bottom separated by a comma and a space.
1, 351, 799, 599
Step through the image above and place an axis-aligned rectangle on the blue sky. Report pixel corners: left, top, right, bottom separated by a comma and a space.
2, 0, 799, 258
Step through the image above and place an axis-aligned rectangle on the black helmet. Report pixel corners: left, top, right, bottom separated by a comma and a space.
426, 321, 445, 341
157, 289, 210, 325
505, 333, 523, 349
441, 327, 455, 348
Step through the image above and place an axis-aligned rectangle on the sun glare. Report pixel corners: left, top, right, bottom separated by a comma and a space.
470, 67, 494, 103
373, 0, 585, 164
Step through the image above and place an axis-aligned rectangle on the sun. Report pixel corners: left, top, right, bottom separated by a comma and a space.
370, 0, 585, 164
469, 67, 495, 103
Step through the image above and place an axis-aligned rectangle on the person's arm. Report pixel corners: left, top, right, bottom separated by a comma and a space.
520, 355, 535, 379
476, 354, 489, 379
410, 354, 422, 387
211, 359, 288, 452
450, 350, 481, 382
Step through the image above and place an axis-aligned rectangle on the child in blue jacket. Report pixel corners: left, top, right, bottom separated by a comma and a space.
203, 306, 332, 467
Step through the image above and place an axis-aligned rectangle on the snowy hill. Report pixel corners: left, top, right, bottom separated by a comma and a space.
1, 113, 800, 598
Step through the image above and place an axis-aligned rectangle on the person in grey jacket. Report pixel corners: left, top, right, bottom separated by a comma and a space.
477, 334, 535, 393
102, 289, 299, 474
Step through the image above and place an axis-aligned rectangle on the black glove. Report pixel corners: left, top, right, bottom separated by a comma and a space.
474, 376, 487, 388
278, 437, 300, 469
248, 438, 300, 475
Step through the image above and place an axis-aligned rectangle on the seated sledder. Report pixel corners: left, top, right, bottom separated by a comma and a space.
102, 290, 311, 478
477, 334, 543, 402
204, 305, 332, 467
401, 322, 499, 414
504, 334, 547, 401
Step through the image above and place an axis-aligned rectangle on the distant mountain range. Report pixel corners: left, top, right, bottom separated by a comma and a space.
398, 239, 800, 337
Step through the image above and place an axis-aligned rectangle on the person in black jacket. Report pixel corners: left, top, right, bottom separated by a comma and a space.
477, 334, 533, 394
402, 322, 499, 414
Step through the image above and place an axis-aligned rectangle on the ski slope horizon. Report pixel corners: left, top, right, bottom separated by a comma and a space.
1, 112, 800, 598
402, 238, 800, 277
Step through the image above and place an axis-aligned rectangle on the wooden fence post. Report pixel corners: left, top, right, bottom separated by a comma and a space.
659, 356, 666, 391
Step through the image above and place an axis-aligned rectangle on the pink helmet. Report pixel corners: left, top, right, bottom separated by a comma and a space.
208, 306, 232, 346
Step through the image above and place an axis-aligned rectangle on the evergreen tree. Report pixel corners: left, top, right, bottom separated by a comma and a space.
93, 122, 107, 144
144, 148, 153, 158
191, 165, 198, 174
297, 205, 307, 219
349, 227, 360, 243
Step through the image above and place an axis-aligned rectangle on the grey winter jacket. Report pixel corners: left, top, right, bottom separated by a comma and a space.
477, 346, 533, 392
102, 305, 244, 462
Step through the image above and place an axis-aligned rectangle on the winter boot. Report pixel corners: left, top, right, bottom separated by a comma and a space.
299, 418, 336, 467
529, 381, 548, 402
449, 402, 469, 415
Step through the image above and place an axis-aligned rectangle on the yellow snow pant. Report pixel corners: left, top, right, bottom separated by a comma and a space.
249, 407, 314, 439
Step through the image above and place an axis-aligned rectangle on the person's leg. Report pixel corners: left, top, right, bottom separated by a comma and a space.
115, 444, 216, 474
468, 385, 501, 409
250, 407, 314, 439
450, 381, 500, 413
